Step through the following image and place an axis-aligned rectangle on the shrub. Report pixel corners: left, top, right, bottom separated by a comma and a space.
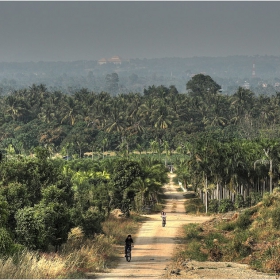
208, 199, 219, 213
234, 194, 245, 209
80, 208, 105, 237
250, 192, 262, 206
263, 244, 280, 274
235, 210, 253, 229
183, 241, 208, 261
244, 195, 252, 207
204, 232, 228, 249
217, 221, 236, 231
185, 198, 205, 214
270, 206, 280, 229
218, 199, 234, 213
229, 230, 251, 259
262, 192, 273, 207
273, 187, 280, 195
0, 227, 19, 257
184, 223, 202, 241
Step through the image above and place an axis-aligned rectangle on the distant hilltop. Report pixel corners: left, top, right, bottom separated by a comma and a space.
98, 55, 129, 65
0, 55, 280, 96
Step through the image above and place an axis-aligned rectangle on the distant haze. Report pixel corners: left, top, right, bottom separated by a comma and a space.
0, 1, 280, 62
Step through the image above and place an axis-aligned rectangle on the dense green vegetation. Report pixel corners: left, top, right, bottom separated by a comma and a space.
0, 215, 142, 278
1, 73, 280, 203
1, 72, 280, 276
0, 150, 167, 254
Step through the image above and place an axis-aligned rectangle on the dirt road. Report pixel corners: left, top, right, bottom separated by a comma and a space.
91, 173, 210, 279
91, 174, 276, 279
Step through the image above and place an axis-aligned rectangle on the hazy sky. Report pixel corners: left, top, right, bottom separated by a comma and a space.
0, 1, 280, 62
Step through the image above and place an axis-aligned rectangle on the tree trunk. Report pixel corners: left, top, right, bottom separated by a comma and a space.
205, 177, 208, 213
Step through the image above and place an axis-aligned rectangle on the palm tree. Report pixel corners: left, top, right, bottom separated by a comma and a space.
230, 87, 255, 124
162, 140, 170, 166
38, 101, 56, 124
105, 99, 128, 134
60, 96, 81, 126
102, 138, 108, 159
204, 94, 230, 127
131, 177, 149, 211
150, 103, 173, 129
138, 98, 157, 127
4, 95, 27, 121
150, 140, 160, 155
136, 158, 168, 204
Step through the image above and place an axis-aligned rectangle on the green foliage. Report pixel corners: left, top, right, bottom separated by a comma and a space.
15, 207, 44, 250
0, 76, 279, 217
228, 230, 252, 258
178, 191, 280, 274
0, 196, 9, 225
2, 72, 280, 257
217, 221, 236, 231
38, 202, 72, 250
218, 199, 234, 213
262, 192, 274, 207
183, 223, 202, 241
208, 199, 219, 213
235, 209, 255, 229
183, 241, 208, 261
185, 198, 205, 214
110, 159, 142, 216
249, 192, 263, 206
270, 205, 280, 229
0, 156, 74, 207
242, 192, 262, 208
80, 208, 105, 237
180, 225, 208, 261
33, 146, 50, 161
234, 194, 245, 209
186, 74, 221, 96
101, 215, 140, 245
0, 228, 16, 257
204, 232, 228, 249
16, 201, 72, 251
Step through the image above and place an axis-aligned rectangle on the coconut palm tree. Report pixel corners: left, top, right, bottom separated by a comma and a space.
60, 96, 82, 126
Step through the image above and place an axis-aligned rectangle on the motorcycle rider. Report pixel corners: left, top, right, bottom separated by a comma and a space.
125, 234, 134, 257
161, 211, 167, 225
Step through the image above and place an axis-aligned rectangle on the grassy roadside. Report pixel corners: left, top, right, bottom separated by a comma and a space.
171, 188, 280, 276
0, 212, 146, 278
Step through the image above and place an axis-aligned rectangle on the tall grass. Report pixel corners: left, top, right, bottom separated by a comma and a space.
102, 212, 143, 244
0, 250, 79, 278
0, 230, 116, 278
0, 213, 143, 278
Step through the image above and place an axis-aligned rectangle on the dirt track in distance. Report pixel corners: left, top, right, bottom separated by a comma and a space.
89, 173, 276, 279
90, 173, 210, 279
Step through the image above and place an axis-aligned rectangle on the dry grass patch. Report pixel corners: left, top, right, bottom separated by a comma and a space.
0, 213, 144, 278
0, 250, 80, 279
0, 227, 118, 278
102, 212, 144, 244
